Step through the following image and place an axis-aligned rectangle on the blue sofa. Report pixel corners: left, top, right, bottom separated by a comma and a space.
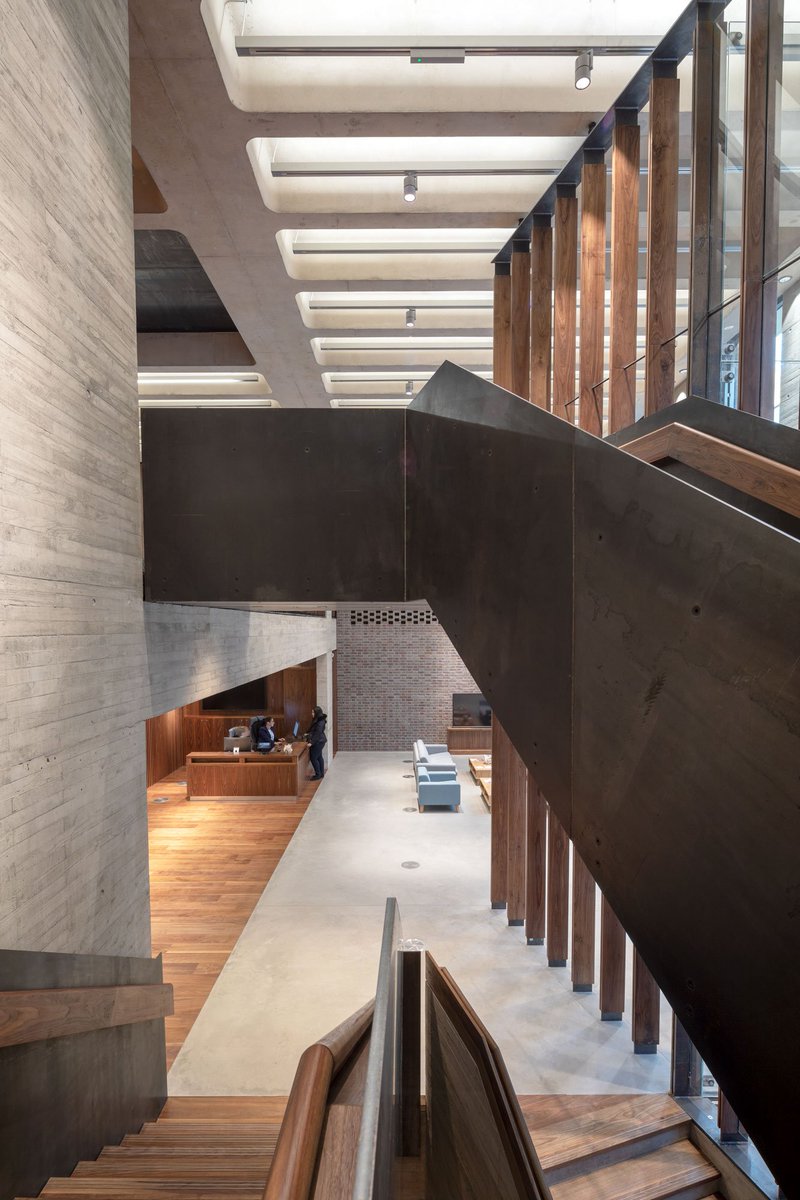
416, 766, 461, 811
412, 738, 456, 781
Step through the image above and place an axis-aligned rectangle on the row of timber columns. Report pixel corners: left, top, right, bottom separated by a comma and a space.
488, 63, 684, 1052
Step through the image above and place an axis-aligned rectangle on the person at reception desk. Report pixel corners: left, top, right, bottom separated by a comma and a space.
250, 715, 283, 754
306, 706, 327, 780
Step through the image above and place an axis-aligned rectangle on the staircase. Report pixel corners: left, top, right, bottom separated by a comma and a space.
21, 1093, 733, 1200
521, 1095, 722, 1200
17, 1099, 287, 1200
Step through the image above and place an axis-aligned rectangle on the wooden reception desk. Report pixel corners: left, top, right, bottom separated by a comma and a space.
185, 742, 310, 801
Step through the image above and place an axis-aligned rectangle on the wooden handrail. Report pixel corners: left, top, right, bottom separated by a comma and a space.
317, 997, 374, 1074
621, 421, 800, 519
263, 1000, 374, 1200
0, 983, 174, 1048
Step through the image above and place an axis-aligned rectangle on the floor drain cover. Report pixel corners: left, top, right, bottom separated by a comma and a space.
402, 759, 412, 763
401, 860, 421, 869
403, 806, 418, 813
402, 773, 415, 779
151, 796, 169, 803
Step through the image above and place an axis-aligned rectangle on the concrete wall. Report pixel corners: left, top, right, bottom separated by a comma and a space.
0, 2, 338, 959
144, 605, 335, 717
335, 606, 480, 751
0, 0, 151, 957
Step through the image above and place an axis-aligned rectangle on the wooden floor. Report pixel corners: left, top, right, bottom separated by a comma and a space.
147, 770, 317, 1067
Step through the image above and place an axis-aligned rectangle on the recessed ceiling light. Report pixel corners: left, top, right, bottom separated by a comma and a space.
403, 172, 418, 203
406, 307, 416, 328
779, 274, 792, 284
575, 49, 593, 90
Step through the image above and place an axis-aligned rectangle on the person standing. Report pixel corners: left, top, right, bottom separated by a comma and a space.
306, 705, 328, 780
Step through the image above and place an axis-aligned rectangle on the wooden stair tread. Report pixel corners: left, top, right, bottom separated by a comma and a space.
102, 1148, 277, 1160
549, 1140, 720, 1200
73, 1161, 273, 1181
41, 1184, 262, 1198
157, 1099, 287, 1122
521, 1094, 689, 1170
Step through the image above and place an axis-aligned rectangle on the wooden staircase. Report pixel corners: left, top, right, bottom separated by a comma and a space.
17, 1099, 287, 1200
18, 1093, 740, 1200
519, 1094, 723, 1200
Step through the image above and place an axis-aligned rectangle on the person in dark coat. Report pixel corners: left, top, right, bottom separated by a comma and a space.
306, 706, 328, 780
251, 715, 281, 753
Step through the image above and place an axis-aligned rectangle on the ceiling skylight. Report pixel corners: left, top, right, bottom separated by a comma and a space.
322, 369, 492, 396
296, 290, 494, 330
277, 228, 513, 281
202, 0, 687, 113
311, 335, 492, 367
137, 371, 271, 397
248, 136, 583, 213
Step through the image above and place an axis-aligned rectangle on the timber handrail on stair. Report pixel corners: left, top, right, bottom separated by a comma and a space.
263, 998, 374, 1200
0, 983, 173, 1048
619, 420, 800, 518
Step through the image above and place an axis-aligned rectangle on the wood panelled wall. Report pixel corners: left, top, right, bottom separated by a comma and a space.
146, 708, 184, 787
145, 663, 318, 785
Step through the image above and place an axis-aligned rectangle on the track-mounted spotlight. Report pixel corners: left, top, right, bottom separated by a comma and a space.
405, 380, 414, 397
403, 172, 418, 203
405, 308, 417, 328
574, 49, 593, 90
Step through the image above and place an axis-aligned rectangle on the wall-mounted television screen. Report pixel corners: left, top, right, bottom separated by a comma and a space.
452, 693, 492, 727
201, 678, 265, 712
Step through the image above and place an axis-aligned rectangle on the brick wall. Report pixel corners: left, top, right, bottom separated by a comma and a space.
336, 606, 481, 751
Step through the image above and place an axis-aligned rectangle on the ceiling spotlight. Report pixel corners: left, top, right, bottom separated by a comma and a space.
779, 274, 792, 284
403, 172, 418, 203
405, 307, 417, 328
405, 380, 414, 397
574, 49, 593, 91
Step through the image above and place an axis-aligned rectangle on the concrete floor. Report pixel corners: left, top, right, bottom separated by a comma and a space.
167, 751, 673, 1096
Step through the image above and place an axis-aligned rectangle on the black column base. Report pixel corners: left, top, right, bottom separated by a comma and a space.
548, 958, 567, 967
526, 937, 544, 946
601, 1011, 623, 1021
634, 1042, 658, 1055
491, 901, 507, 910
508, 918, 524, 927
573, 982, 592, 993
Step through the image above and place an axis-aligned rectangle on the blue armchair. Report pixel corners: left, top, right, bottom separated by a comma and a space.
417, 766, 461, 811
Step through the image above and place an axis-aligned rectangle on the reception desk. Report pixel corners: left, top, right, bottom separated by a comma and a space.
185, 742, 310, 800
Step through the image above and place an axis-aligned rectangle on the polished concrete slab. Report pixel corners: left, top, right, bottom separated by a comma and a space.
168, 751, 672, 1096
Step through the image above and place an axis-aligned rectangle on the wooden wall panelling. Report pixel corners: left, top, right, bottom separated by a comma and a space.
530, 216, 553, 410
571, 853, 596, 992
493, 263, 513, 390
599, 898, 626, 1019
645, 66, 681, 414
609, 114, 641, 432
145, 707, 184, 786
524, 778, 547, 944
546, 807, 569, 967
579, 150, 607, 437
506, 747, 527, 926
632, 951, 660, 1053
553, 185, 578, 422
283, 663, 317, 734
490, 720, 509, 908
510, 238, 532, 400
